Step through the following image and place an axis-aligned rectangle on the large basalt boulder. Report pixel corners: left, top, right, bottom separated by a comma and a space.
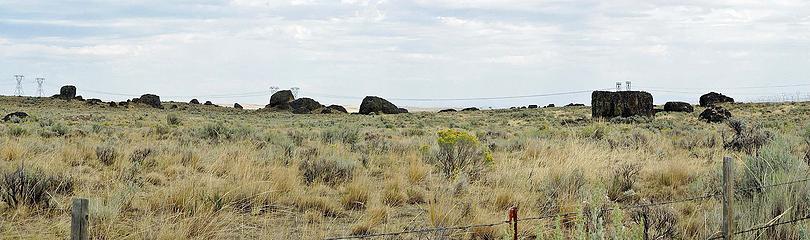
326, 105, 348, 113
359, 96, 403, 114
190, 99, 200, 104
57, 85, 76, 100
528, 105, 538, 109
268, 90, 295, 109
544, 104, 556, 108
461, 107, 479, 112
290, 98, 324, 114
699, 92, 734, 107
591, 91, 654, 118
439, 109, 457, 113
134, 94, 161, 108
204, 101, 214, 106
108, 102, 118, 108
699, 106, 732, 123
664, 101, 694, 113
3, 112, 28, 122
234, 103, 243, 109
398, 108, 409, 113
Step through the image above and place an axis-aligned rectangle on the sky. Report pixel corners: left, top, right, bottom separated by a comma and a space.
0, 0, 809, 108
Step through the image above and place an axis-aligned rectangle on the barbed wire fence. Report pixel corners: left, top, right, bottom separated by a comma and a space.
322, 157, 810, 240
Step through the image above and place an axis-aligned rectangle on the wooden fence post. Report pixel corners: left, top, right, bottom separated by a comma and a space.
722, 156, 734, 240
508, 206, 518, 240
71, 198, 89, 240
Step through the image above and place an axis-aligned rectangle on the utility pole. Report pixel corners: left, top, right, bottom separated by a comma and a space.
625, 81, 632, 91
36, 77, 45, 97
14, 75, 24, 96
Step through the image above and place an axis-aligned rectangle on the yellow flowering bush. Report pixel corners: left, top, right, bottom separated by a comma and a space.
429, 129, 491, 178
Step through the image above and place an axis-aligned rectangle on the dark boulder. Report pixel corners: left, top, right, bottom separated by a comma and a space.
74, 95, 84, 101
398, 108, 409, 113
133, 94, 161, 108
234, 103, 243, 109
439, 109, 457, 113
3, 112, 28, 122
566, 103, 585, 107
544, 104, 556, 108
699, 92, 734, 107
359, 96, 402, 115
268, 90, 295, 109
699, 106, 731, 123
461, 107, 479, 112
86, 99, 103, 105
204, 101, 214, 106
290, 98, 323, 114
190, 99, 200, 104
664, 101, 694, 113
118, 102, 129, 108
591, 91, 654, 118
528, 105, 538, 109
108, 102, 117, 107
326, 105, 348, 113
57, 85, 76, 100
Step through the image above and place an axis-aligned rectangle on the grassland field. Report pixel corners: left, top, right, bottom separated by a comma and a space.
0, 96, 809, 239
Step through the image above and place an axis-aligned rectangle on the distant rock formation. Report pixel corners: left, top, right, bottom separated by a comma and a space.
528, 105, 538, 109
190, 99, 200, 104
133, 94, 161, 108
325, 105, 348, 114
290, 98, 323, 114
268, 90, 295, 109
359, 96, 405, 114
461, 107, 479, 112
204, 101, 214, 106
55, 85, 76, 100
234, 103, 243, 109
3, 112, 28, 122
439, 109, 457, 113
591, 91, 654, 118
544, 104, 556, 108
699, 92, 734, 107
566, 103, 585, 107
699, 106, 732, 123
663, 102, 694, 113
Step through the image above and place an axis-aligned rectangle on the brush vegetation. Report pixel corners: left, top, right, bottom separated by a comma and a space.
0, 96, 809, 239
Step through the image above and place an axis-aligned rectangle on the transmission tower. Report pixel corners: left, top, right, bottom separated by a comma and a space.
625, 81, 632, 91
615, 82, 622, 91
291, 87, 300, 99
36, 78, 45, 97
14, 75, 24, 96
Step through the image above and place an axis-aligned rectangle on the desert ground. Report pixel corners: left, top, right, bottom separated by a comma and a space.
0, 96, 808, 239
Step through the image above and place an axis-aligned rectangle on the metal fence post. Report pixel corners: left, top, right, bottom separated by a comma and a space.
722, 156, 735, 240
71, 198, 89, 240
508, 206, 518, 240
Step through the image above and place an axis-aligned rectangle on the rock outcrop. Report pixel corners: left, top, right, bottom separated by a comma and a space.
359, 96, 404, 114
133, 94, 161, 108
461, 107, 479, 112
325, 105, 348, 114
663, 102, 694, 113
699, 92, 734, 107
591, 91, 654, 118
699, 106, 732, 123
290, 98, 323, 114
439, 109, 457, 113
56, 85, 76, 100
268, 90, 295, 109
234, 103, 243, 109
3, 112, 28, 122
190, 99, 200, 104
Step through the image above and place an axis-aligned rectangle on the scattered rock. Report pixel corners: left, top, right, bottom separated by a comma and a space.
133, 94, 162, 108
268, 90, 295, 109
170, 105, 178, 109
663, 101, 694, 113
204, 101, 214, 106
3, 112, 28, 122
544, 104, 556, 108
118, 101, 129, 108
699, 92, 734, 107
461, 107, 479, 112
290, 98, 324, 114
56, 85, 76, 100
234, 103, 243, 109
108, 102, 118, 108
591, 91, 654, 118
190, 99, 200, 104
326, 105, 348, 113
439, 109, 457, 113
359, 96, 403, 114
86, 99, 103, 105
528, 105, 538, 109
566, 103, 585, 107
560, 117, 590, 126
398, 108, 409, 113
74, 95, 84, 101
699, 106, 732, 123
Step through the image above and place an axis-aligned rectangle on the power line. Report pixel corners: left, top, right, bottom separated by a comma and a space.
308, 88, 613, 102
14, 75, 24, 96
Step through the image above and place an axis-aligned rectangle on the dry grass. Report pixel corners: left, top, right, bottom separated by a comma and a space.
0, 96, 808, 239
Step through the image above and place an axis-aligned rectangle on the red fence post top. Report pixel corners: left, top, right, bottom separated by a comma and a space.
508, 206, 518, 222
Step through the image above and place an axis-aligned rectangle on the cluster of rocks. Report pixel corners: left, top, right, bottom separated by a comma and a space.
265, 90, 350, 114
52, 85, 84, 101
438, 107, 479, 113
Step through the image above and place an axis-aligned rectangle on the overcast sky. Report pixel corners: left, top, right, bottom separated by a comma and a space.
1, 0, 809, 108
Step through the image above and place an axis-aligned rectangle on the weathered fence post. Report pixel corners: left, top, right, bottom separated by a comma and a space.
71, 198, 89, 240
508, 206, 518, 240
722, 156, 734, 240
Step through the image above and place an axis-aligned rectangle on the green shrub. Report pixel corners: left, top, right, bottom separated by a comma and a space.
321, 127, 359, 146
199, 122, 231, 141
96, 145, 118, 166
426, 129, 491, 179
724, 118, 772, 154
0, 166, 74, 208
166, 114, 181, 126
8, 125, 27, 137
298, 158, 356, 186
